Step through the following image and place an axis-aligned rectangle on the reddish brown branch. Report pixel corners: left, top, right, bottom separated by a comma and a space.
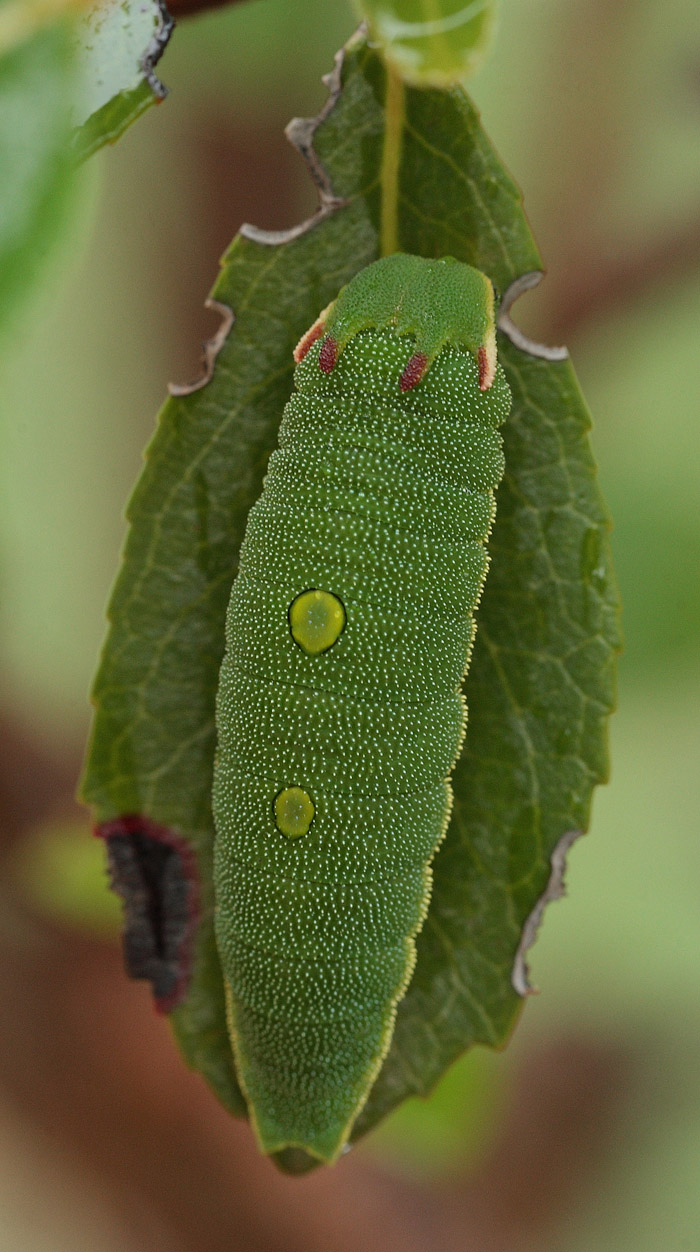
0, 713, 79, 848
0, 883, 635, 1252
166, 0, 251, 18
542, 214, 700, 344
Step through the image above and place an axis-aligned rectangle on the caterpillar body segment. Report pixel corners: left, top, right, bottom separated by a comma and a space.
213, 255, 511, 1162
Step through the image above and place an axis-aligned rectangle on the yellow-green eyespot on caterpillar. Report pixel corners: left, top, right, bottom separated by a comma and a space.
288, 588, 346, 655
212, 253, 511, 1164
274, 785, 315, 837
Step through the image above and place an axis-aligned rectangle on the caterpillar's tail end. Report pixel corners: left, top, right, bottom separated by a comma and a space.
252, 1112, 350, 1167
222, 978, 354, 1166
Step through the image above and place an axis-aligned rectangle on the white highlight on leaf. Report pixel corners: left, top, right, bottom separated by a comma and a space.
375, 0, 489, 41
72, 0, 171, 127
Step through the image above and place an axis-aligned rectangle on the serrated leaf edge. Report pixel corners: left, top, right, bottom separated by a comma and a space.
511, 828, 582, 996
139, 0, 173, 99
497, 271, 568, 360
167, 298, 234, 396
238, 33, 360, 247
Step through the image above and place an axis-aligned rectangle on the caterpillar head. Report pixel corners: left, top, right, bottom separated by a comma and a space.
294, 254, 497, 392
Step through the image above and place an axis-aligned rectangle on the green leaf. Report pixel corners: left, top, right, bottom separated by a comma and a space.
352, 340, 620, 1141
72, 0, 173, 161
0, 0, 168, 334
353, 0, 498, 85
10, 819, 123, 938
82, 31, 620, 1165
0, 19, 77, 336
81, 43, 379, 1112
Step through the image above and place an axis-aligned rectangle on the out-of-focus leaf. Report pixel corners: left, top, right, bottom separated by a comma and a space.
11, 820, 122, 937
82, 30, 620, 1167
72, 0, 173, 160
0, 19, 77, 336
360, 1047, 505, 1179
354, 0, 498, 84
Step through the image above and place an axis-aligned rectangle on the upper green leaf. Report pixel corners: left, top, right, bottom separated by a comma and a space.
353, 0, 498, 85
0, 18, 77, 337
72, 0, 172, 161
0, 0, 173, 338
82, 30, 620, 1168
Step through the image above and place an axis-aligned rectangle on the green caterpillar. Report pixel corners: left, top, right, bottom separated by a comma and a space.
212, 253, 511, 1163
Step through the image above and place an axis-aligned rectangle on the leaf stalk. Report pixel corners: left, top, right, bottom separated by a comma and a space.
379, 62, 405, 257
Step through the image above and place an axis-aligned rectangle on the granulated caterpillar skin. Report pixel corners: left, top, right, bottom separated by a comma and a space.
213, 254, 511, 1163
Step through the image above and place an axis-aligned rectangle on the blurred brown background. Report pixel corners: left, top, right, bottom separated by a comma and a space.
1, 1, 700, 1248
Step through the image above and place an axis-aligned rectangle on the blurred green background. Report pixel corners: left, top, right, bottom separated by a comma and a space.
1, 1, 699, 1248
